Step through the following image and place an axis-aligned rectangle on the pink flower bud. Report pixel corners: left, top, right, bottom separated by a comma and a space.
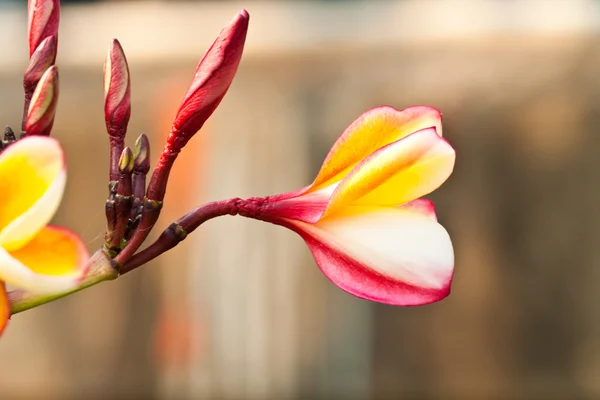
104, 39, 131, 138
169, 9, 249, 151
25, 66, 59, 136
28, 0, 60, 58
23, 35, 57, 92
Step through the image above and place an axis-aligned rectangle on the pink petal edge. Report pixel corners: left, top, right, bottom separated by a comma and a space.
274, 219, 452, 306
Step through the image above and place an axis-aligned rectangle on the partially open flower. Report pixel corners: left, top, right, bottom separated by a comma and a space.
0, 137, 89, 333
238, 106, 455, 306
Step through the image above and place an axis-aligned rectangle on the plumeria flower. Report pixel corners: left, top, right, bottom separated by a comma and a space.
0, 137, 89, 333
238, 106, 455, 306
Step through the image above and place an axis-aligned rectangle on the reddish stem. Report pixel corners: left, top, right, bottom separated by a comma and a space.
114, 146, 177, 264
120, 198, 241, 274
109, 136, 125, 183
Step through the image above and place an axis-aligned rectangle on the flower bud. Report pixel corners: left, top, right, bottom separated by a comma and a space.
119, 146, 134, 174
104, 39, 131, 138
133, 133, 150, 173
28, 0, 60, 58
25, 66, 59, 136
169, 9, 249, 151
131, 134, 150, 222
24, 35, 57, 92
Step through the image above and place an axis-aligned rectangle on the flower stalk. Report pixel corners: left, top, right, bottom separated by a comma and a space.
9, 250, 118, 315
121, 199, 240, 274
129, 134, 150, 227
9, 197, 240, 313
107, 147, 134, 252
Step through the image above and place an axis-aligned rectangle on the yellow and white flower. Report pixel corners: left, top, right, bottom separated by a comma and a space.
239, 106, 455, 306
0, 137, 89, 333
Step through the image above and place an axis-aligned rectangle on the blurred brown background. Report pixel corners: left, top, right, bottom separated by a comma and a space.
0, 0, 598, 399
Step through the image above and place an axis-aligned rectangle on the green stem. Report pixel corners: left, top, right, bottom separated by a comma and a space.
8, 250, 118, 315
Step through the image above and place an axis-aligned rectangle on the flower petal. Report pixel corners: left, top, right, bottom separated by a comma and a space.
0, 137, 65, 251
310, 106, 442, 191
0, 226, 89, 294
399, 198, 437, 221
287, 206, 454, 306
0, 282, 8, 336
322, 128, 455, 218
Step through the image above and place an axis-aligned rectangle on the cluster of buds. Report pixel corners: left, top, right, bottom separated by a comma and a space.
102, 10, 250, 270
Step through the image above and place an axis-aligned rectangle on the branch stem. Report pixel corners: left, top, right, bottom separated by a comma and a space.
8, 250, 118, 315
121, 198, 240, 274
8, 198, 243, 315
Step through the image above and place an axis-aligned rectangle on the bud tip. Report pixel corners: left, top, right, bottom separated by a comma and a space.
119, 147, 134, 174
133, 133, 151, 172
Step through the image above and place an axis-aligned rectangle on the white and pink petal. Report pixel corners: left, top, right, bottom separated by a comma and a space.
399, 198, 437, 221
286, 206, 454, 306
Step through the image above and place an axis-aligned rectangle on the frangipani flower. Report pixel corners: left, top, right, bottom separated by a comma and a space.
0, 137, 89, 333
239, 106, 455, 306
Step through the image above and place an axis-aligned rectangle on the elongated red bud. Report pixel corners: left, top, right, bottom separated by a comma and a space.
104, 39, 131, 183
24, 35, 57, 92
115, 10, 250, 266
169, 9, 249, 152
104, 39, 131, 139
28, 0, 60, 58
25, 66, 58, 136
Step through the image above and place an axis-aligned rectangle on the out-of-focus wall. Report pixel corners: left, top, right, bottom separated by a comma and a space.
1, 1, 600, 399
